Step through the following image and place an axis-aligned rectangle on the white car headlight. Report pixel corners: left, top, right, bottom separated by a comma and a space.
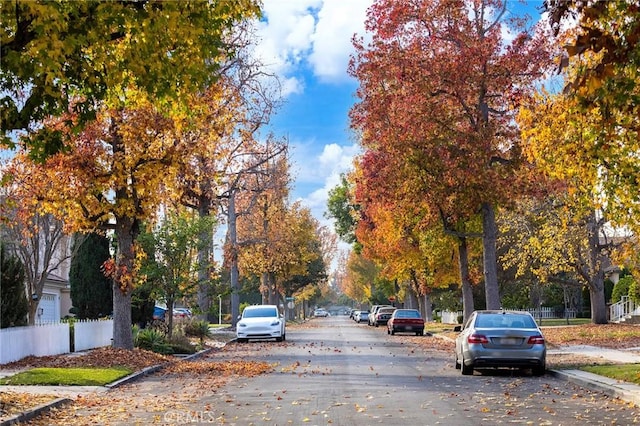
270, 319, 281, 326
238, 322, 247, 328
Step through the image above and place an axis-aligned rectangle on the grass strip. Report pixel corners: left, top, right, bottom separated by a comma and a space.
0, 367, 132, 386
582, 364, 640, 385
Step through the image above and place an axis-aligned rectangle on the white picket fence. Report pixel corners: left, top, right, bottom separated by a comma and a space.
0, 319, 113, 364
74, 319, 114, 352
440, 307, 576, 324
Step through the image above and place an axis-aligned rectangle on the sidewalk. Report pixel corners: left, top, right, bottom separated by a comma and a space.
547, 344, 640, 407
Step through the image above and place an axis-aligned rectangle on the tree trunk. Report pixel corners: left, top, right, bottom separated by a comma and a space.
112, 284, 133, 349
458, 237, 474, 322
261, 272, 269, 304
424, 293, 433, 322
482, 202, 500, 310
227, 192, 241, 326
196, 200, 212, 322
166, 294, 175, 339
586, 212, 608, 324
112, 217, 137, 350
268, 272, 278, 305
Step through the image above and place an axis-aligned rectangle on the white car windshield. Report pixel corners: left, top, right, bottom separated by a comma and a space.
243, 307, 278, 318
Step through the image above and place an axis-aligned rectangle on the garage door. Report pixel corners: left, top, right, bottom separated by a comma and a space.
38, 293, 57, 323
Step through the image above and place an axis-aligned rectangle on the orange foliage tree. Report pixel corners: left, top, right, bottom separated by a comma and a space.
349, 0, 554, 314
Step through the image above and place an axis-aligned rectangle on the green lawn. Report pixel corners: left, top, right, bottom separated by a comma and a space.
0, 367, 132, 386
582, 364, 640, 385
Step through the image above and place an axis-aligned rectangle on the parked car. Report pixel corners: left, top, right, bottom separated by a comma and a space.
173, 308, 192, 319
236, 305, 286, 343
313, 308, 330, 317
387, 309, 425, 336
373, 307, 396, 327
355, 310, 369, 323
454, 310, 546, 376
368, 305, 393, 326
153, 306, 167, 321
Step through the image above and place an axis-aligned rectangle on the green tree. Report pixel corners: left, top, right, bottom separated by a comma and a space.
1, 243, 29, 328
69, 233, 113, 319
325, 174, 359, 248
138, 210, 216, 339
618, 276, 640, 305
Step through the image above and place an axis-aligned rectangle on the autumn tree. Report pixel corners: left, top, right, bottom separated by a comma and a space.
349, 0, 554, 312
279, 208, 328, 297
236, 155, 323, 308
176, 21, 281, 322
2, 2, 262, 349
1, 1, 261, 158
517, 87, 636, 323
544, 0, 640, 117
542, 0, 640, 285
0, 171, 78, 325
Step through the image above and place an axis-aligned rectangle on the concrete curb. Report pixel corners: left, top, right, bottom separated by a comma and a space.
549, 369, 640, 407
1, 397, 72, 426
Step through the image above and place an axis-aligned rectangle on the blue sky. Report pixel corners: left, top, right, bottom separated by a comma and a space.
253, 0, 371, 235
253, 0, 545, 251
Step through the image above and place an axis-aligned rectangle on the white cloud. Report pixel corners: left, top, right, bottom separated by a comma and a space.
309, 0, 372, 81
292, 142, 360, 224
256, 0, 373, 89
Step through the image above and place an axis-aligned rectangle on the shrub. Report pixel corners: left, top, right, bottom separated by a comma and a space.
134, 328, 172, 354
168, 335, 197, 354
1, 244, 29, 328
184, 319, 211, 338
612, 276, 634, 303
627, 277, 640, 305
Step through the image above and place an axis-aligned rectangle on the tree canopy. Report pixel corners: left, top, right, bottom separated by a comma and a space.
348, 0, 554, 314
1, 0, 261, 159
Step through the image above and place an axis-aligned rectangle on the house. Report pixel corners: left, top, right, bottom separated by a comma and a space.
36, 272, 73, 323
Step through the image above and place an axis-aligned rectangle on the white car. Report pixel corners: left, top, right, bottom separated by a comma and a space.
236, 305, 286, 343
313, 309, 329, 317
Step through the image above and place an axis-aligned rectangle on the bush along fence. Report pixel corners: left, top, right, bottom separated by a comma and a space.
0, 319, 113, 364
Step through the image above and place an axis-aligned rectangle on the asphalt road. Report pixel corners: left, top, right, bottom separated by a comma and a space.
202, 316, 639, 425
26, 315, 640, 425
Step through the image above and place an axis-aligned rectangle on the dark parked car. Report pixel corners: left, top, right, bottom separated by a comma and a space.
454, 310, 546, 376
373, 307, 396, 327
387, 309, 425, 335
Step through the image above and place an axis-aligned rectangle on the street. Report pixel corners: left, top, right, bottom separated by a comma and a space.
206, 316, 638, 425
27, 315, 640, 425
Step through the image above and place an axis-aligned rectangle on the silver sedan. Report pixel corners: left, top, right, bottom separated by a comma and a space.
454, 310, 546, 376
